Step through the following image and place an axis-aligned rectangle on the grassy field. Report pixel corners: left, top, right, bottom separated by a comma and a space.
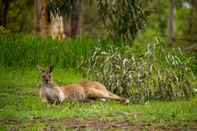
0, 67, 197, 130
0, 34, 196, 130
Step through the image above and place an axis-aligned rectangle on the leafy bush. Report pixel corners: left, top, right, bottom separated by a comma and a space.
0, 26, 11, 35
82, 38, 195, 103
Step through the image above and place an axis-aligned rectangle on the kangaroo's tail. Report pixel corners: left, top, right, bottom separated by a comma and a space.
107, 91, 130, 104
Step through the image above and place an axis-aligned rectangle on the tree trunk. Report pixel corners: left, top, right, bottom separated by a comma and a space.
0, 0, 9, 27
168, 0, 176, 44
157, 0, 165, 35
189, 0, 197, 40
63, 15, 70, 37
34, 0, 40, 33
71, 0, 81, 38
34, 0, 50, 36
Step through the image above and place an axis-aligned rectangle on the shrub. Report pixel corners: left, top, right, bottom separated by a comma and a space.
82, 38, 195, 103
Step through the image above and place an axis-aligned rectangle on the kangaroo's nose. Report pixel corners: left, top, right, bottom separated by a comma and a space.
43, 75, 50, 81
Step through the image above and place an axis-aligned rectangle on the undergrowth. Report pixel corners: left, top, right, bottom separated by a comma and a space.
81, 38, 196, 103
0, 34, 196, 103
0, 33, 96, 68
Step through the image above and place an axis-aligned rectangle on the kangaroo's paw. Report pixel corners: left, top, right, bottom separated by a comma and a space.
100, 98, 106, 102
123, 99, 130, 105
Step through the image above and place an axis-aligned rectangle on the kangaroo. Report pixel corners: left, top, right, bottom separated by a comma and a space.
37, 65, 129, 104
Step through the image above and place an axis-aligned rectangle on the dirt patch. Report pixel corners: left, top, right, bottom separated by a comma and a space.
1, 118, 197, 131
62, 119, 197, 131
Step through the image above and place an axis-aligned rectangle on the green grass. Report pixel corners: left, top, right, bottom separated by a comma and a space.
0, 34, 196, 130
0, 34, 98, 68
0, 67, 197, 130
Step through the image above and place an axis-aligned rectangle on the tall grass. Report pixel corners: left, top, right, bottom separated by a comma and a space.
0, 33, 196, 102
0, 34, 96, 68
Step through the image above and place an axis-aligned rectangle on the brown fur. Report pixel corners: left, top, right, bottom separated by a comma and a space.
37, 65, 129, 104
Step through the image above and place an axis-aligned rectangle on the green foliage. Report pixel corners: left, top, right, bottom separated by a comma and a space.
0, 34, 195, 103
6, 0, 33, 32
0, 34, 95, 68
82, 38, 195, 103
48, 0, 72, 16
0, 26, 10, 35
145, 0, 168, 35
97, 0, 148, 42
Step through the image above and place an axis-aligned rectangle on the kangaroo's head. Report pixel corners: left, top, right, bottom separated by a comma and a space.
37, 65, 54, 84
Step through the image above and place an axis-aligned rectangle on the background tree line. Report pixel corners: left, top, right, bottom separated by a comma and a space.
0, 0, 197, 49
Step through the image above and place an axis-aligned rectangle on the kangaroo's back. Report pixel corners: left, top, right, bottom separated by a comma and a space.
80, 81, 108, 92
60, 84, 87, 101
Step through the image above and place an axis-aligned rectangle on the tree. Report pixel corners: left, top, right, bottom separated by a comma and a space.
188, 0, 197, 41
168, 0, 176, 43
48, 0, 81, 38
97, 0, 147, 43
71, 0, 81, 38
0, 0, 10, 27
34, 0, 50, 36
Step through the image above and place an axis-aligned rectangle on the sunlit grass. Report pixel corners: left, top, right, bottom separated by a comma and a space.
0, 67, 196, 124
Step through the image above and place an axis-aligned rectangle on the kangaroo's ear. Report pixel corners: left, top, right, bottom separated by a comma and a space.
48, 65, 54, 73
37, 65, 45, 73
